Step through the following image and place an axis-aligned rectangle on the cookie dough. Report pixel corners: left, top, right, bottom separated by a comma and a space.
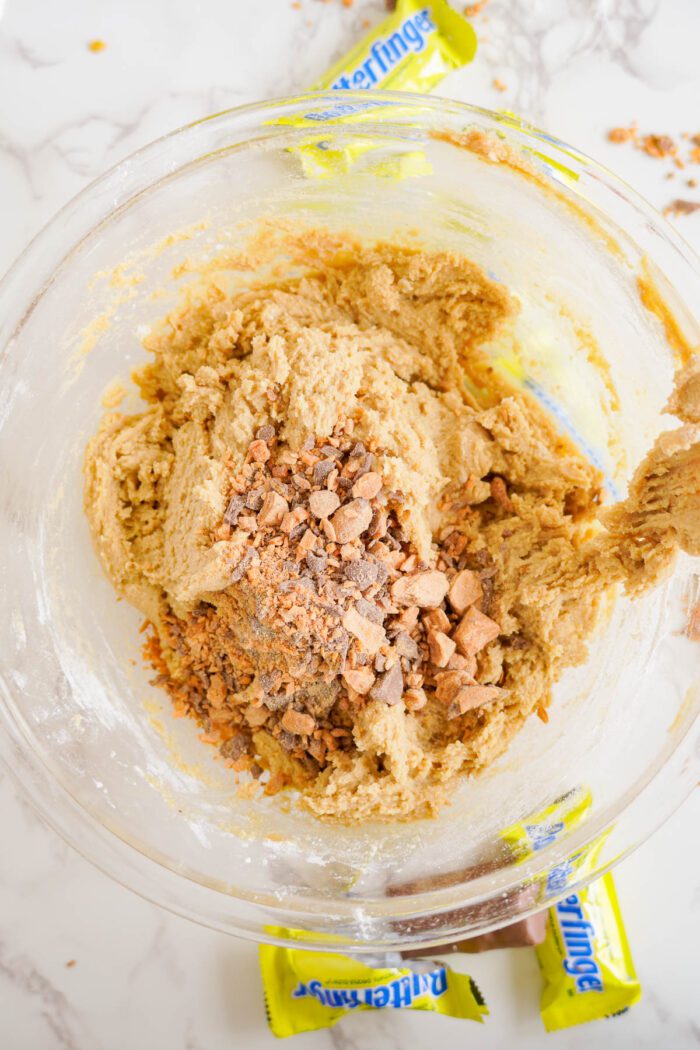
84, 230, 700, 823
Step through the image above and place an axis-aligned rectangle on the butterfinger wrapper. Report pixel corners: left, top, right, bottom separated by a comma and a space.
500, 788, 593, 860
536, 873, 641, 1032
500, 788, 601, 900
314, 0, 477, 94
260, 927, 488, 1038
285, 0, 476, 179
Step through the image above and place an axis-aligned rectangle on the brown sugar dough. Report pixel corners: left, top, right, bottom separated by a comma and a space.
665, 358, 700, 424
84, 231, 700, 823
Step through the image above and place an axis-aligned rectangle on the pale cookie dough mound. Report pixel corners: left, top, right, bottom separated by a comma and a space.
84, 231, 700, 823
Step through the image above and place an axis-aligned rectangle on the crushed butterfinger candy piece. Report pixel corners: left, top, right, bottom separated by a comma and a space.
391, 570, 449, 608
281, 708, 316, 736
447, 569, 482, 614
452, 606, 501, 655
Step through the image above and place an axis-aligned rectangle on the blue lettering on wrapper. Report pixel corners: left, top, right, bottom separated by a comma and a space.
555, 895, 604, 994
525, 819, 566, 851
387, 31, 409, 59
578, 975, 604, 992
290, 964, 451, 1011
546, 858, 574, 893
372, 985, 390, 1008
303, 99, 396, 122
557, 900, 584, 921
430, 968, 448, 996
402, 21, 424, 51
328, 989, 347, 1007
390, 976, 414, 1008
331, 9, 436, 90
362, 57, 378, 84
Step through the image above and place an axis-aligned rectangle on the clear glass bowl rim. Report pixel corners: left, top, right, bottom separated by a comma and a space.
0, 90, 699, 950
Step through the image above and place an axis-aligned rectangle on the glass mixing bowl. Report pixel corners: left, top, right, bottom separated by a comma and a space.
0, 93, 698, 951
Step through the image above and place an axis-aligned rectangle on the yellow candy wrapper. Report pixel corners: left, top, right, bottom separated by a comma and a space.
536, 873, 641, 1032
500, 788, 600, 899
260, 932, 488, 1038
284, 0, 476, 179
293, 136, 433, 180
314, 0, 477, 94
501, 788, 593, 861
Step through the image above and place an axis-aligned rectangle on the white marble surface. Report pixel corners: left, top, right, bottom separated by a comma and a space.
1, 0, 700, 1046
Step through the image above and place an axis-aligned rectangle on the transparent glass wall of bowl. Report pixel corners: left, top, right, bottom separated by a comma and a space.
0, 93, 698, 949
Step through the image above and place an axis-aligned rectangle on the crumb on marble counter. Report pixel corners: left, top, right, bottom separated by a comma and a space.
464, 0, 489, 15
607, 125, 700, 215
663, 199, 700, 218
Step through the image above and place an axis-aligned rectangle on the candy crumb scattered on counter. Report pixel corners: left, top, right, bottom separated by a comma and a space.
464, 0, 490, 15
663, 199, 700, 218
608, 126, 700, 215
607, 126, 700, 165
